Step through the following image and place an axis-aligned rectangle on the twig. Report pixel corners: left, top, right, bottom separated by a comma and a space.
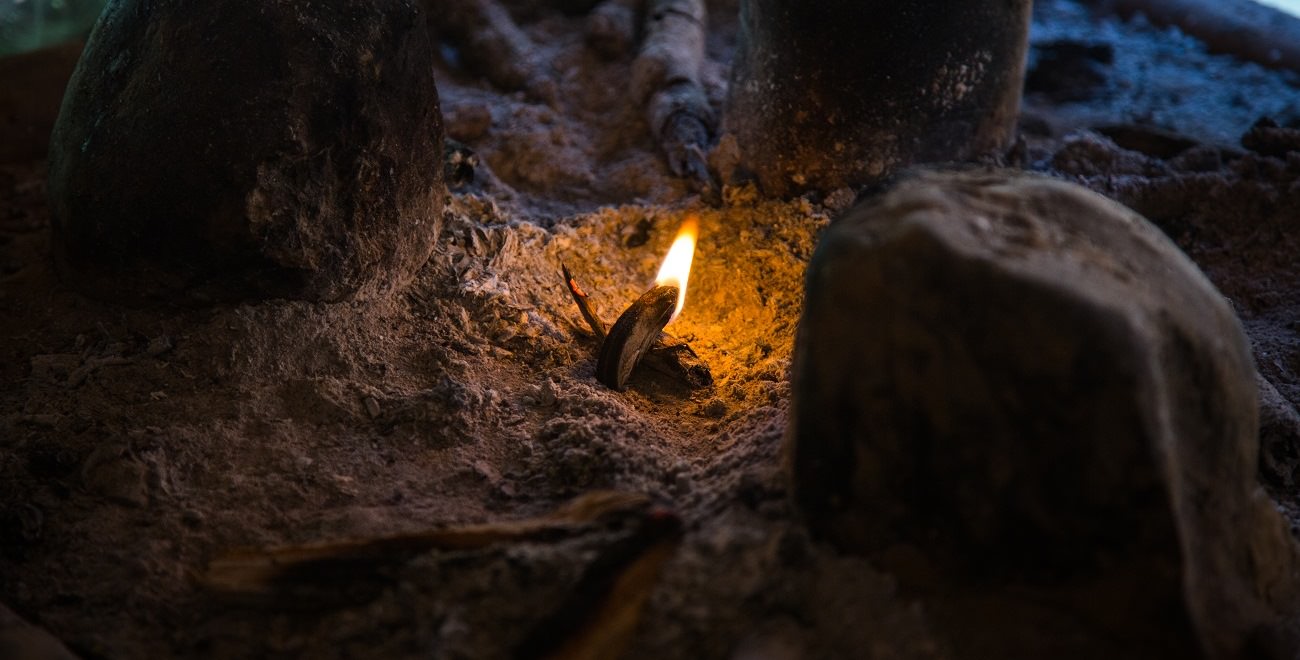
630, 0, 714, 187
522, 515, 680, 660
563, 264, 609, 341
203, 491, 655, 605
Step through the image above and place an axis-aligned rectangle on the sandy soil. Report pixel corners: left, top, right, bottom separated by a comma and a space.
2, 0, 1300, 658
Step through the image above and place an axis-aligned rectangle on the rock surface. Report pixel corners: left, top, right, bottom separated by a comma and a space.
723, 0, 1031, 197
789, 169, 1300, 658
0, 604, 78, 660
48, 0, 445, 303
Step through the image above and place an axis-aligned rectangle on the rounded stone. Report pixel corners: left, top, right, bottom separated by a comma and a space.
789, 169, 1300, 657
48, 0, 446, 303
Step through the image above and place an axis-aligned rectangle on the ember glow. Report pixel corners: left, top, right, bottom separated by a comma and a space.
654, 214, 699, 323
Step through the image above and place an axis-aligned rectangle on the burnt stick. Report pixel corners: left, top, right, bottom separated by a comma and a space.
564, 263, 609, 341
597, 285, 678, 391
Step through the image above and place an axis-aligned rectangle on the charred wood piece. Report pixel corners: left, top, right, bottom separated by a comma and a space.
597, 285, 678, 391
642, 333, 712, 390
631, 0, 714, 187
562, 265, 712, 391
521, 511, 681, 659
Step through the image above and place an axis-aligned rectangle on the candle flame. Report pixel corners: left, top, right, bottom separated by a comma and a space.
654, 214, 699, 323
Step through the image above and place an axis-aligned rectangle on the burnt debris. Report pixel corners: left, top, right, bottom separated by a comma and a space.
597, 285, 678, 391
562, 265, 712, 392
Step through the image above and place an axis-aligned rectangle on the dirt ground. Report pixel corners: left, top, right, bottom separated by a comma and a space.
2, 0, 1300, 658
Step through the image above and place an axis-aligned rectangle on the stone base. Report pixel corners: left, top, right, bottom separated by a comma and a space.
790, 169, 1300, 658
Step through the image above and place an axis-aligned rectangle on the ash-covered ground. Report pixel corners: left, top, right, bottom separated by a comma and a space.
2, 1, 1300, 658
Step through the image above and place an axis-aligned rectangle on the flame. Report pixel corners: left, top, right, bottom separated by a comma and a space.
654, 215, 699, 323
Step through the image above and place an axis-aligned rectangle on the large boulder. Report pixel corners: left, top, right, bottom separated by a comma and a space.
723, 0, 1031, 197
789, 169, 1300, 658
48, 0, 446, 303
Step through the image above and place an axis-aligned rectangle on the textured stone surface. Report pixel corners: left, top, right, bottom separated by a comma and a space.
723, 1, 1031, 198
48, 0, 445, 303
0, 604, 78, 660
790, 169, 1300, 657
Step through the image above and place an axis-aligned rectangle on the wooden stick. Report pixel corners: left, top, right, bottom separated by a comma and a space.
523, 513, 681, 659
631, 0, 714, 186
553, 540, 675, 660
598, 285, 678, 391
203, 491, 654, 604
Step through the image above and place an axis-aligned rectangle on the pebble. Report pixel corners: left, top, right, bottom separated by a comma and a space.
181, 509, 205, 527
702, 398, 728, 419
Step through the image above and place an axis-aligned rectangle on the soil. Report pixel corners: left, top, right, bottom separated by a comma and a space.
1, 0, 1299, 658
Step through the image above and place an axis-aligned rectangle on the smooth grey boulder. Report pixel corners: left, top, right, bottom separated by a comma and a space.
789, 169, 1300, 658
48, 0, 446, 303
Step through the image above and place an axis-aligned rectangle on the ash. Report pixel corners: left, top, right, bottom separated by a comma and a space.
2, 0, 1300, 658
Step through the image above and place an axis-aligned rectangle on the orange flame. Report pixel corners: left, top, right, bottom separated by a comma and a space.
654, 215, 699, 323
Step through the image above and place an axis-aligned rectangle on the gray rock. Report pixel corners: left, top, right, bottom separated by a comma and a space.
48, 0, 445, 303
789, 169, 1300, 658
0, 604, 79, 660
